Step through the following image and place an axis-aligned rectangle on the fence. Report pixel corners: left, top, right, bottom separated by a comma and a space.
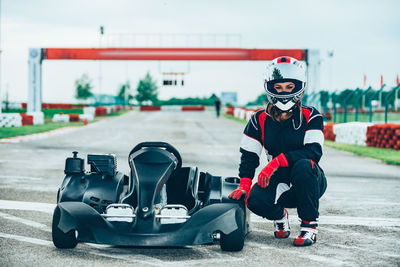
305, 85, 400, 123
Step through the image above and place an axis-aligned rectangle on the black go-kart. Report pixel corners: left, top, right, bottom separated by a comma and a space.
52, 142, 248, 251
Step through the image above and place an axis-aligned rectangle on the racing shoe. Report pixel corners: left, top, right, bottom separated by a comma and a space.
274, 208, 290, 238
293, 220, 318, 246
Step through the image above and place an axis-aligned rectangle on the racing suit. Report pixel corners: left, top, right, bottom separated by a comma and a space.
240, 105, 327, 221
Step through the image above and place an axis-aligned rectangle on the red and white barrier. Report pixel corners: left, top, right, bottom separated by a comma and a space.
0, 113, 22, 127
0, 112, 45, 127
333, 122, 373, 146
324, 122, 400, 150
228, 107, 260, 121
52, 113, 95, 123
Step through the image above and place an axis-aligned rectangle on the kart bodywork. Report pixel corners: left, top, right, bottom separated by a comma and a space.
52, 142, 248, 251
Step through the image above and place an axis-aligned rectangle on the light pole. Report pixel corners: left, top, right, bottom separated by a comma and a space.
327, 50, 334, 93
98, 26, 104, 103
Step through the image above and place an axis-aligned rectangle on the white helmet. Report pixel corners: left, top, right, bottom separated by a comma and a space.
264, 56, 307, 111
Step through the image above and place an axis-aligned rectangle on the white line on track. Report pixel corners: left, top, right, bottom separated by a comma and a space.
0, 211, 51, 232
2, 199, 400, 228
0, 175, 43, 181
0, 230, 241, 266
0, 200, 55, 213
251, 213, 400, 227
0, 232, 53, 246
0, 232, 165, 266
0, 201, 241, 265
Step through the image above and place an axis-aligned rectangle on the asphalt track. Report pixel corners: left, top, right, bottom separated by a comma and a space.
0, 110, 399, 266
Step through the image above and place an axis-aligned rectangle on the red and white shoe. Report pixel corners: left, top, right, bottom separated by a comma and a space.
293, 220, 318, 246
274, 209, 290, 238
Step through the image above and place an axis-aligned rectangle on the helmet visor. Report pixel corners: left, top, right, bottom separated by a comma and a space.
265, 79, 304, 98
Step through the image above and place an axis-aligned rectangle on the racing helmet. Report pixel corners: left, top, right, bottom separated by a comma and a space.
264, 56, 307, 111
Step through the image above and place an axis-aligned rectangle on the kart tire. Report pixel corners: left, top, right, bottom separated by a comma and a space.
220, 210, 245, 251
52, 206, 77, 249
56, 189, 60, 204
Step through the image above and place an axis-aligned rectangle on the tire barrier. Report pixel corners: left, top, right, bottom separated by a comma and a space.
140, 105, 161, 111
181, 106, 205, 111
20, 113, 34, 125
325, 122, 400, 150
324, 123, 336, 141
367, 124, 400, 150
95, 107, 107, 116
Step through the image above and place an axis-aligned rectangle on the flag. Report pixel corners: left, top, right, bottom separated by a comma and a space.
363, 74, 366, 87
396, 74, 399, 86
380, 75, 383, 88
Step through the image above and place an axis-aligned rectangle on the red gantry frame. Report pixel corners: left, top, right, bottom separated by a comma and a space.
28, 47, 318, 114
43, 48, 307, 61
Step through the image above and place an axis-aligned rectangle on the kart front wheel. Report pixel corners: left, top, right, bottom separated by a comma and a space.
220, 211, 245, 251
52, 206, 77, 249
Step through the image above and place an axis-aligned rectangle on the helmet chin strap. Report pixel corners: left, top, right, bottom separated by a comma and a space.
269, 101, 301, 122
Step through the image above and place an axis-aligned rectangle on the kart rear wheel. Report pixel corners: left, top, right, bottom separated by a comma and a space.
220, 211, 245, 251
52, 206, 77, 249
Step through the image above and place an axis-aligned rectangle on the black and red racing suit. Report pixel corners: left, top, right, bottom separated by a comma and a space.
239, 105, 327, 221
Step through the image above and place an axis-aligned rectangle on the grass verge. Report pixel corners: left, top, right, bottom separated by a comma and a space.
106, 110, 131, 117
0, 122, 84, 139
223, 113, 400, 165
222, 114, 247, 124
324, 140, 400, 165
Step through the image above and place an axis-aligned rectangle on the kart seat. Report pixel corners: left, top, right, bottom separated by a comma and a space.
167, 167, 201, 214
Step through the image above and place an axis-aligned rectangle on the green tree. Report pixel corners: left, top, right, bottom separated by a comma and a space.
117, 81, 133, 101
246, 93, 268, 106
136, 72, 158, 104
75, 73, 93, 100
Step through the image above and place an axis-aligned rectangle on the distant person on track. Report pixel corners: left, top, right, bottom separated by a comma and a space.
215, 97, 222, 118
229, 56, 327, 247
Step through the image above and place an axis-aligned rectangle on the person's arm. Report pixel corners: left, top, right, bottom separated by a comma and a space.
238, 111, 264, 179
285, 109, 324, 165
230, 111, 264, 200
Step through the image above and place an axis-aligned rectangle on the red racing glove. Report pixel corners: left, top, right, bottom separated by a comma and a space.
229, 178, 252, 200
257, 153, 289, 188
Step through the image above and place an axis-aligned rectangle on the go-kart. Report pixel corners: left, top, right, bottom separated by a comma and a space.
52, 142, 248, 251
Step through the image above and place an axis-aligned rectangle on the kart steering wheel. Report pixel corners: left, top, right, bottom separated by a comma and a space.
129, 141, 182, 170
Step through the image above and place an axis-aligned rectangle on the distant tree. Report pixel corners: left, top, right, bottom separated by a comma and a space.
75, 73, 93, 100
117, 81, 133, 101
246, 93, 268, 106
320, 91, 330, 109
135, 72, 158, 104
155, 94, 218, 106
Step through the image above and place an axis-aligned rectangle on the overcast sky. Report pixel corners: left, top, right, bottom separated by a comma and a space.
1, 0, 399, 104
